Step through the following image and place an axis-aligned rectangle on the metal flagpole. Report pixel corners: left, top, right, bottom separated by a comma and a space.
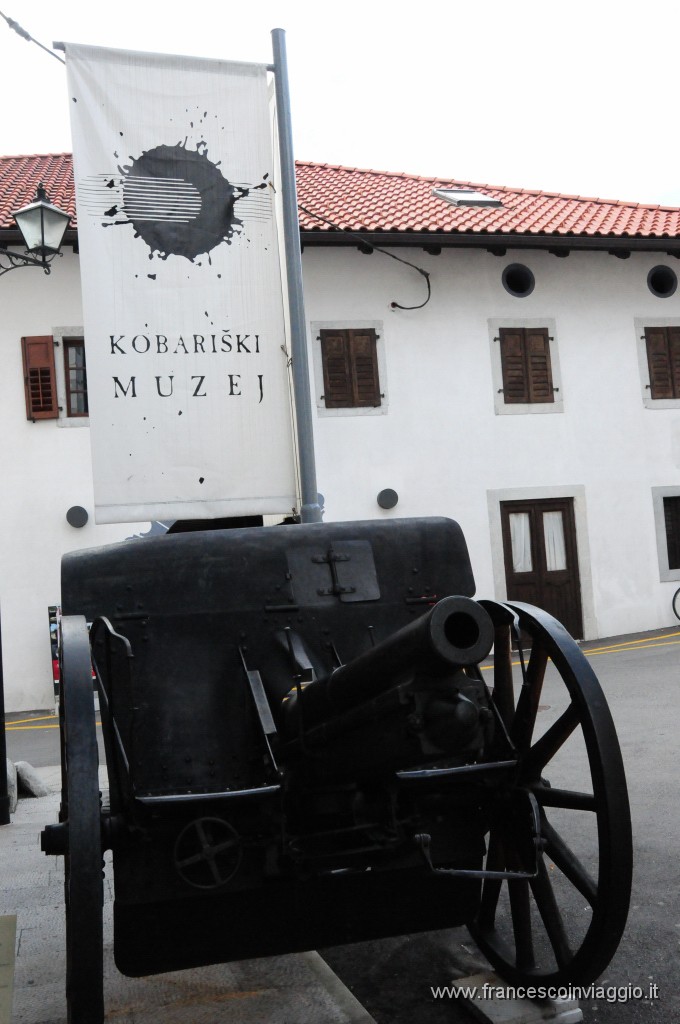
0, 612, 10, 825
271, 28, 322, 524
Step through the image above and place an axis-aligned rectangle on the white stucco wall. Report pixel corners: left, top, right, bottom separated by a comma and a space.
302, 245, 680, 640
0, 250, 146, 711
2, 241, 679, 710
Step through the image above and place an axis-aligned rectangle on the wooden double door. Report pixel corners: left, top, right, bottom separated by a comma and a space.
500, 497, 584, 639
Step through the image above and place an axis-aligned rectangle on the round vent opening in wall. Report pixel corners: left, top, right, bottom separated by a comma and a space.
66, 506, 89, 528
502, 263, 535, 298
647, 265, 678, 298
377, 489, 399, 510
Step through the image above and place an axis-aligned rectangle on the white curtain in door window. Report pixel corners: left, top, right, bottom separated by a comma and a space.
543, 511, 567, 571
509, 513, 532, 573
64, 43, 297, 524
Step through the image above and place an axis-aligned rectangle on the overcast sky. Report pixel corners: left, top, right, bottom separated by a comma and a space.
2, 0, 679, 207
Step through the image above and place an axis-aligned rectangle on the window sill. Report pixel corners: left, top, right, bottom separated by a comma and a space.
642, 396, 680, 410
316, 403, 387, 418
56, 416, 90, 429
494, 400, 564, 416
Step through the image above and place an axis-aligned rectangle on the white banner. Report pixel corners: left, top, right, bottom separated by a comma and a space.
64, 43, 297, 524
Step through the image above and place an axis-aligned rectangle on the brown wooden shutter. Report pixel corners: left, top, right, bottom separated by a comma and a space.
349, 329, 381, 407
526, 328, 554, 403
645, 327, 674, 399
500, 328, 553, 404
670, 328, 680, 398
321, 331, 353, 407
21, 336, 58, 420
499, 329, 529, 402
320, 328, 381, 408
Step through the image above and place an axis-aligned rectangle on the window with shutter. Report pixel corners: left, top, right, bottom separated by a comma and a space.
644, 327, 680, 399
499, 327, 554, 405
21, 336, 58, 420
320, 328, 381, 408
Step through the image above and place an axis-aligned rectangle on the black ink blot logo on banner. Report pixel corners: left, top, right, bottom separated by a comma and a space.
119, 144, 245, 260
82, 136, 270, 264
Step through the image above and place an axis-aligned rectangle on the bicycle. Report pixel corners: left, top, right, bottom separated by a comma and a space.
673, 586, 680, 621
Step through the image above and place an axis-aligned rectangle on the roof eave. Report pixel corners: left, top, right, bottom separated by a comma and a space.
300, 229, 680, 255
2, 223, 678, 257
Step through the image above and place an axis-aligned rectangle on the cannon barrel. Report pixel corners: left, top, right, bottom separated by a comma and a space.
284, 595, 495, 733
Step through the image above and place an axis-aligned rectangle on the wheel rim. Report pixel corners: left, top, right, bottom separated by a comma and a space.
469, 601, 632, 987
672, 588, 680, 622
60, 616, 105, 1024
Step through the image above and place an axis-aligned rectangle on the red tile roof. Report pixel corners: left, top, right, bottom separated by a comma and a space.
2, 153, 680, 243
0, 154, 77, 227
296, 162, 680, 240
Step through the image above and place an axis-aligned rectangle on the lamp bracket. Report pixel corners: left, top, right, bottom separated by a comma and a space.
0, 248, 58, 277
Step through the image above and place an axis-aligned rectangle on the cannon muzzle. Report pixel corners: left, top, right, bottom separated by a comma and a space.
283, 595, 495, 734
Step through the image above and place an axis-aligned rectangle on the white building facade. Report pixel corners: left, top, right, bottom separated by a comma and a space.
1, 248, 148, 710
303, 243, 680, 644
2, 158, 680, 710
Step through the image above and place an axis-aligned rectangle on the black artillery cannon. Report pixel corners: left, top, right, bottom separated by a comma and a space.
41, 517, 632, 1022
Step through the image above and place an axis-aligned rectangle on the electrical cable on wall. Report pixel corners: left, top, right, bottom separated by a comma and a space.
298, 203, 432, 310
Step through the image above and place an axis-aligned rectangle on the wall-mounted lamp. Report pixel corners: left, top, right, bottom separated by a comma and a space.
1, 183, 71, 276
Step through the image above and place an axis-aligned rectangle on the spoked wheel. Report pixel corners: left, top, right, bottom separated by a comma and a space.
59, 615, 105, 1024
672, 587, 680, 622
469, 601, 632, 988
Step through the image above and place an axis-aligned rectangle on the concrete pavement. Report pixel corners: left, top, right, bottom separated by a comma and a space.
1, 769, 585, 1024
0, 765, 376, 1024
4, 624, 680, 1023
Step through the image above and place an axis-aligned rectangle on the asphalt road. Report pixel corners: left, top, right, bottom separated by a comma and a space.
5, 625, 680, 1024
